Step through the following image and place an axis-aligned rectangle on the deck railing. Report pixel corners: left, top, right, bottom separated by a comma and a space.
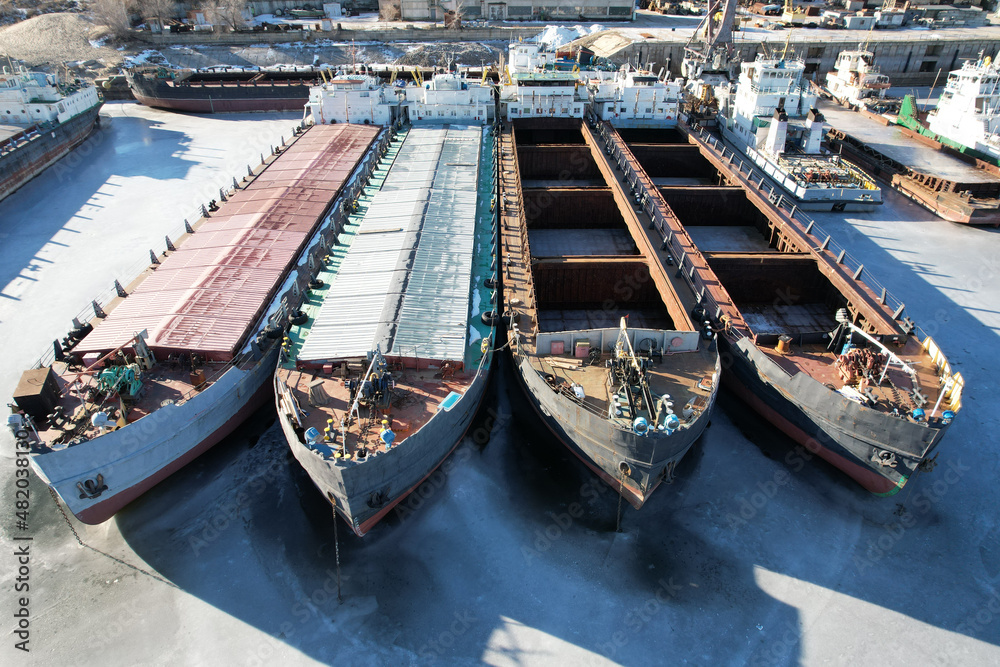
588, 114, 745, 343
686, 121, 909, 325
32, 122, 394, 373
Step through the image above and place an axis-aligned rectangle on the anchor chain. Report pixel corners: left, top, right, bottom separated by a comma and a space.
47, 487, 176, 588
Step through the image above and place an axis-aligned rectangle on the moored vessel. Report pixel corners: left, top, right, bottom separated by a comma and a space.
8, 123, 383, 523
662, 121, 964, 493
274, 123, 497, 535
897, 53, 1000, 167
823, 101, 1000, 226
499, 117, 720, 507
0, 68, 103, 202
587, 65, 684, 129
125, 65, 325, 113
718, 53, 882, 212
824, 46, 896, 114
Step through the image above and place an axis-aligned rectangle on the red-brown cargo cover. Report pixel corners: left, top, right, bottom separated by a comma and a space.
75, 123, 379, 361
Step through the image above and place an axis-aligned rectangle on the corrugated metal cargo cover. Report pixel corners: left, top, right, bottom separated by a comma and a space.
76, 123, 380, 360
298, 125, 482, 365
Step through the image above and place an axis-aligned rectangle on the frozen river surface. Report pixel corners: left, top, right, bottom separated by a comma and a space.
1, 103, 999, 665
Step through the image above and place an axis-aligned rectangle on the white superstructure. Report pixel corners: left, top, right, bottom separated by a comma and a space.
719, 54, 881, 211
507, 42, 560, 74
825, 48, 892, 110
401, 72, 494, 124
499, 70, 587, 121
307, 71, 495, 126
0, 68, 100, 125
588, 66, 684, 129
305, 74, 401, 126
927, 54, 1000, 163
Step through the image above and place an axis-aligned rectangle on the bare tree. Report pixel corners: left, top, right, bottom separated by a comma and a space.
379, 0, 402, 21
201, 0, 248, 31
91, 0, 134, 38
139, 0, 176, 32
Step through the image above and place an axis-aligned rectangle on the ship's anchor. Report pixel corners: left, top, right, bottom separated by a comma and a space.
871, 449, 897, 468
77, 474, 108, 499
918, 453, 938, 474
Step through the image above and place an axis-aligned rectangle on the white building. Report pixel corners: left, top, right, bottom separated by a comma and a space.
388, 0, 634, 21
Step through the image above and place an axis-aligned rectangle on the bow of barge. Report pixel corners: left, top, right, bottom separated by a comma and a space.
274, 124, 498, 535
499, 118, 720, 508
617, 120, 964, 494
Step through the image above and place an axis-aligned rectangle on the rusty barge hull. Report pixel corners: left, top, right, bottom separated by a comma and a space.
499, 118, 720, 506
0, 104, 101, 202
126, 68, 318, 113
593, 120, 961, 495
823, 106, 1000, 226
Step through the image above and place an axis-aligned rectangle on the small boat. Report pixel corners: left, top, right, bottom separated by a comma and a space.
0, 67, 103, 202
274, 123, 497, 535
824, 46, 896, 114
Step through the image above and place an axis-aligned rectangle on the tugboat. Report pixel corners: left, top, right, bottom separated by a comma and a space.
717, 51, 882, 211
8, 123, 383, 523
499, 117, 720, 507
896, 53, 1000, 167
274, 123, 497, 535
0, 67, 102, 202
824, 46, 897, 114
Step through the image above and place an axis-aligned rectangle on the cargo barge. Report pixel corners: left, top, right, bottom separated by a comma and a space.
125, 66, 326, 113
274, 124, 497, 535
1, 69, 102, 202
823, 102, 1000, 226
9, 123, 383, 523
500, 118, 720, 507
625, 120, 963, 494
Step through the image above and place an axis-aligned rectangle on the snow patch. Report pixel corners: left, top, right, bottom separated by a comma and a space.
471, 285, 482, 318
89, 36, 109, 49
534, 24, 604, 49
469, 325, 482, 344
125, 49, 171, 67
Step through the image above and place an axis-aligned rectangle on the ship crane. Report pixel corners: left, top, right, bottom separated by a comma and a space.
681, 0, 739, 83
610, 318, 657, 428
